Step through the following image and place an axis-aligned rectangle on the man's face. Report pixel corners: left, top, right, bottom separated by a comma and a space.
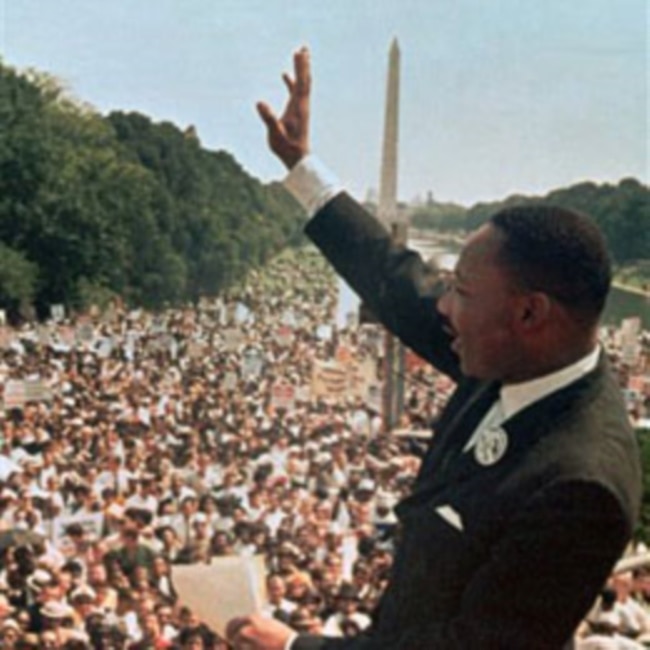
437, 224, 522, 381
267, 576, 285, 602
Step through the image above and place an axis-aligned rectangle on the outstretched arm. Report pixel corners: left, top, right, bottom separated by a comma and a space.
257, 47, 311, 169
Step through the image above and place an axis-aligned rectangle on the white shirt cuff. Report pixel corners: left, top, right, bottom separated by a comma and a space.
284, 631, 299, 650
283, 154, 343, 217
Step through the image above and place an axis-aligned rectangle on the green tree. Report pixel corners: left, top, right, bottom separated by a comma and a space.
0, 242, 38, 315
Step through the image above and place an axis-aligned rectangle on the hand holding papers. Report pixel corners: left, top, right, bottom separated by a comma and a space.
173, 555, 266, 638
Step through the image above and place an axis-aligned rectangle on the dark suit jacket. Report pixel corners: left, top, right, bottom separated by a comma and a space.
294, 193, 642, 649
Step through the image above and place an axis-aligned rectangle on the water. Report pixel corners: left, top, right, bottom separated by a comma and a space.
604, 286, 650, 329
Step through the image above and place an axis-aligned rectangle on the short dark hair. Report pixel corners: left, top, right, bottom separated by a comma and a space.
490, 204, 611, 325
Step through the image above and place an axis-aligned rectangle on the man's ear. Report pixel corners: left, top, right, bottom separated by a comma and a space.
516, 292, 553, 332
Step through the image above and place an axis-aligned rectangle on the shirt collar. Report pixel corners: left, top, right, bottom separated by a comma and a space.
500, 346, 601, 421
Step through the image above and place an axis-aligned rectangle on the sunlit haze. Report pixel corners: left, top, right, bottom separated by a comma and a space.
2, 0, 647, 205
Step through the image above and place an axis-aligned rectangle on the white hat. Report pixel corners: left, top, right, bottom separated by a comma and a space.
180, 488, 198, 503
70, 585, 97, 602
41, 600, 73, 619
358, 479, 376, 492
26, 569, 53, 593
1, 619, 20, 632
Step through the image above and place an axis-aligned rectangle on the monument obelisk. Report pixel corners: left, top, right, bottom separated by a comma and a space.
378, 38, 406, 431
378, 38, 404, 241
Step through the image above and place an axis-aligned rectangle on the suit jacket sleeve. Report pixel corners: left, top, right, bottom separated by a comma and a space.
305, 192, 462, 381
291, 480, 631, 649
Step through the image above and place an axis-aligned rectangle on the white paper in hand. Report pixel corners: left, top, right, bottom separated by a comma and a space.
173, 555, 267, 637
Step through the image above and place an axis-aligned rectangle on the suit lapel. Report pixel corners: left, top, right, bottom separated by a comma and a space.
412, 379, 500, 493
443, 361, 605, 484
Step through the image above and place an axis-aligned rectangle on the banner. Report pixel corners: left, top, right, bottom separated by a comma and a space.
24, 379, 53, 403
51, 512, 104, 544
311, 360, 348, 399
3, 379, 53, 410
3, 381, 26, 410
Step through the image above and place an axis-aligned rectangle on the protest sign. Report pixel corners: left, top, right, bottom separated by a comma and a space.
276, 325, 294, 347
311, 360, 348, 399
3, 381, 26, 410
223, 328, 244, 351
235, 302, 251, 324
271, 382, 296, 411
50, 304, 65, 322
3, 379, 53, 410
75, 322, 94, 346
187, 340, 206, 360
317, 324, 333, 341
51, 512, 104, 544
241, 348, 264, 380
223, 371, 238, 391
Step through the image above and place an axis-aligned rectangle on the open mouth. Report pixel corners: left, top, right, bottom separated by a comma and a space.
442, 323, 459, 351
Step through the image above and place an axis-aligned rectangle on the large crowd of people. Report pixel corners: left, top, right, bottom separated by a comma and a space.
0, 246, 647, 649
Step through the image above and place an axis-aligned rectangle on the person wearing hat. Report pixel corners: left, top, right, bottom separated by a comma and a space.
227, 47, 642, 650
24, 567, 54, 616
0, 617, 22, 648
321, 584, 371, 638
69, 584, 97, 632
287, 608, 323, 637
39, 599, 74, 647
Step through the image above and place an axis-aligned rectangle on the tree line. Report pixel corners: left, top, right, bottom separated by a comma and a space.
411, 180, 650, 268
0, 61, 305, 320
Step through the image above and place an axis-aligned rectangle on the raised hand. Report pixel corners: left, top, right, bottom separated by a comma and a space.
257, 47, 311, 169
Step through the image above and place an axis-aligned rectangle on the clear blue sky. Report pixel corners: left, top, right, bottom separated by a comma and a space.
1, 0, 647, 206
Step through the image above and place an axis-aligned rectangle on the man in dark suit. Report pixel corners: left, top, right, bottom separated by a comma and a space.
226, 48, 642, 649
